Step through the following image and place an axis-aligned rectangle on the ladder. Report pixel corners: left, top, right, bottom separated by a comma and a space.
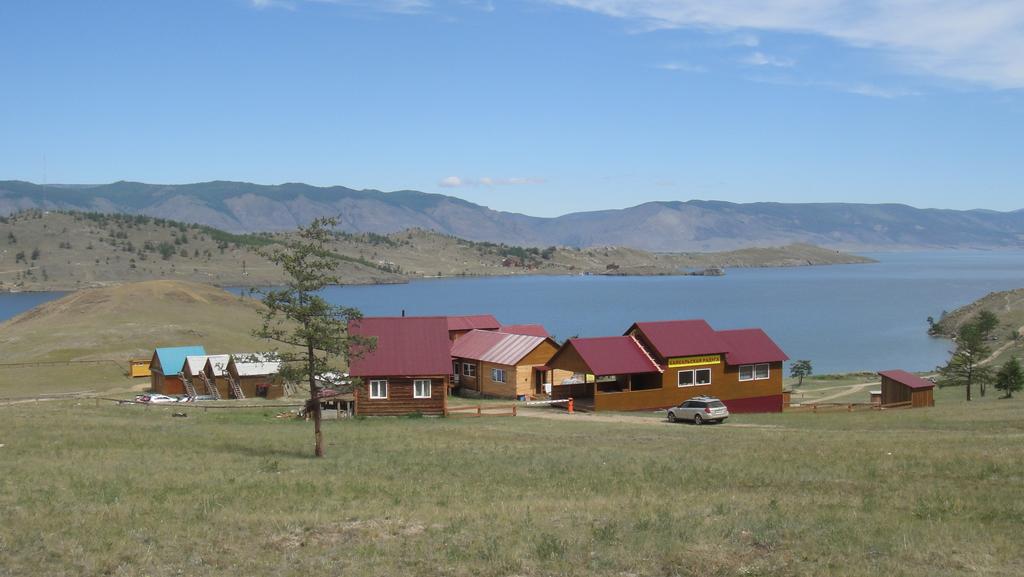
199, 372, 221, 400
180, 373, 198, 399
225, 372, 245, 400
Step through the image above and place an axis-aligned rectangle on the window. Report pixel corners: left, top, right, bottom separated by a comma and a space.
462, 363, 476, 377
413, 379, 431, 399
739, 363, 770, 381
491, 368, 506, 383
754, 363, 770, 380
677, 369, 710, 387
369, 379, 388, 399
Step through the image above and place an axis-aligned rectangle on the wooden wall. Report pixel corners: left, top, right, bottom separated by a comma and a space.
151, 373, 185, 395
881, 376, 934, 407
235, 375, 284, 399
355, 376, 448, 416
589, 361, 784, 413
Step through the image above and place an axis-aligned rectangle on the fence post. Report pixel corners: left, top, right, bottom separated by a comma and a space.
512, 405, 517, 417
568, 398, 574, 414
477, 405, 481, 417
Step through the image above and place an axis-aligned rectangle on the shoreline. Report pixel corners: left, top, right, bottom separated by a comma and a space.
0, 257, 878, 294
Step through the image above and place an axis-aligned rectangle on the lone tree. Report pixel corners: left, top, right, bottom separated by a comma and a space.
789, 360, 813, 387
253, 217, 373, 457
994, 357, 1023, 399
937, 315, 994, 401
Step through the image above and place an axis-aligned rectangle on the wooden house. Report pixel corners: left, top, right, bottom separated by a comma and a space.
547, 320, 788, 413
451, 329, 568, 399
179, 354, 229, 398
149, 346, 206, 395
348, 317, 452, 416
878, 370, 934, 408
226, 354, 284, 399
201, 355, 233, 399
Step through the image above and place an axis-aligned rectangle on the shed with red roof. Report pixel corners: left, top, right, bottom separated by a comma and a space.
546, 319, 788, 413
878, 370, 935, 408
348, 317, 452, 416
446, 314, 501, 341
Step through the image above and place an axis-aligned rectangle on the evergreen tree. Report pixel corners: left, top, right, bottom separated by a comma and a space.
994, 357, 1023, 399
253, 217, 373, 457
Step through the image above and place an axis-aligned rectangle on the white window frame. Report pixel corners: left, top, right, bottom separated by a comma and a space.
413, 379, 432, 399
739, 363, 770, 381
369, 379, 388, 399
462, 363, 476, 377
491, 367, 506, 383
678, 368, 712, 387
754, 363, 770, 380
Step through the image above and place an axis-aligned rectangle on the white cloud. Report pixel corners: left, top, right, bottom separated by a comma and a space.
252, 0, 431, 14
742, 50, 795, 67
653, 61, 705, 72
547, 1, 1024, 89
439, 176, 546, 188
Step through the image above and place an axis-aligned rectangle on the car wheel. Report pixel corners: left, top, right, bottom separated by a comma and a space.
667, 411, 677, 423
693, 414, 704, 425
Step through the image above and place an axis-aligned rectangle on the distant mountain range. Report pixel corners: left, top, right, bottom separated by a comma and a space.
2, 180, 1022, 251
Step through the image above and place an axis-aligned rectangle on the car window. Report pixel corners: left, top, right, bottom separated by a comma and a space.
691, 401, 706, 408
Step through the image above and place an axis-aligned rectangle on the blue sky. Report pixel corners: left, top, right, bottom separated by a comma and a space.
1, 0, 1021, 216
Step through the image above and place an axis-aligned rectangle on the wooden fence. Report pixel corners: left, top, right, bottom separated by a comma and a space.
444, 404, 518, 418
788, 401, 913, 413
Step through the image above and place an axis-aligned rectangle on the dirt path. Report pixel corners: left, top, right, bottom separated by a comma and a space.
980, 323, 1024, 365
516, 407, 783, 429
804, 382, 877, 404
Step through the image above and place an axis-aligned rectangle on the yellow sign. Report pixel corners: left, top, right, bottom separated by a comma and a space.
668, 354, 721, 368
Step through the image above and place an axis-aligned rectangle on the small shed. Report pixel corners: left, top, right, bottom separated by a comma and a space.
878, 370, 935, 408
150, 346, 206, 394
227, 353, 284, 399
129, 358, 152, 378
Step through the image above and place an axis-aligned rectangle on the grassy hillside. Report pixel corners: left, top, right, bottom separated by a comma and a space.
0, 210, 874, 292
931, 288, 1024, 367
0, 280, 281, 396
1, 386, 1021, 576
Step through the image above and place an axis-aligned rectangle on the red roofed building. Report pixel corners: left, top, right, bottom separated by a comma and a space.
446, 314, 501, 341
348, 317, 452, 416
451, 330, 564, 399
878, 370, 935, 408
547, 319, 788, 413
498, 324, 551, 338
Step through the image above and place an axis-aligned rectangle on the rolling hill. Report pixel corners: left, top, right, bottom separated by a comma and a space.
0, 211, 873, 292
2, 180, 1022, 250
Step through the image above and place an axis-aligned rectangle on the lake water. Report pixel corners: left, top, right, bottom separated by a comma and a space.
2, 252, 1023, 374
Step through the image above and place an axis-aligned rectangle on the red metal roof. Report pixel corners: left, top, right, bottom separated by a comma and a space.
717, 329, 789, 365
347, 317, 452, 377
564, 336, 661, 376
498, 324, 551, 338
627, 320, 729, 358
451, 330, 551, 365
878, 369, 935, 390
446, 315, 501, 331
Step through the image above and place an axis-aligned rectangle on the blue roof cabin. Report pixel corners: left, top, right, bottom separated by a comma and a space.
149, 346, 206, 395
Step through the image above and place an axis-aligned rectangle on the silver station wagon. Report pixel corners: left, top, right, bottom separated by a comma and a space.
666, 396, 729, 424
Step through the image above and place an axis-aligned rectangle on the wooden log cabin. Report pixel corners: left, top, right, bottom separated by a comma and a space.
348, 317, 451, 416
202, 355, 233, 399
878, 370, 935, 408
450, 329, 569, 399
226, 353, 284, 399
546, 320, 788, 413
149, 346, 206, 395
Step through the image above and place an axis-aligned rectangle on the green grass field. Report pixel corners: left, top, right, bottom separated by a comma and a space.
2, 388, 1022, 577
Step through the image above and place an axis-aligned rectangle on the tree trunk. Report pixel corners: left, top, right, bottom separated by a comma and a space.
308, 341, 324, 458
798, 375, 804, 387
966, 380, 972, 402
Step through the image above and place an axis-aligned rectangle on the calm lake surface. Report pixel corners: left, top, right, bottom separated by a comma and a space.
2, 252, 1023, 374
